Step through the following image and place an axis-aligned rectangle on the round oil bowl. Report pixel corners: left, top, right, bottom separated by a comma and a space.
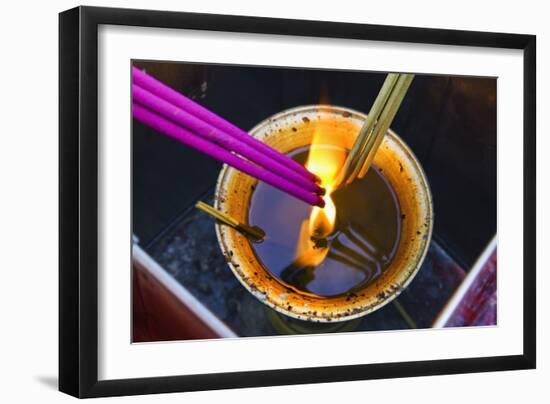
214, 105, 433, 322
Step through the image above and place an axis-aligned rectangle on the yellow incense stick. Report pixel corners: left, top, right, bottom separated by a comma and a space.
357, 74, 414, 179
336, 73, 414, 186
195, 201, 266, 242
336, 73, 400, 186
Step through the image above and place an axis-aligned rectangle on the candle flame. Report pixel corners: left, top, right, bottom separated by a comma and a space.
294, 111, 346, 268
291, 113, 347, 269
306, 124, 345, 238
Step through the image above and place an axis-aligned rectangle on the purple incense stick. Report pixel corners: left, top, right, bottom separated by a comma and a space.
133, 103, 325, 207
133, 84, 323, 195
132, 66, 318, 183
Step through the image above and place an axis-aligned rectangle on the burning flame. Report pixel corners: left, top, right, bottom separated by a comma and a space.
306, 125, 345, 238
292, 118, 346, 268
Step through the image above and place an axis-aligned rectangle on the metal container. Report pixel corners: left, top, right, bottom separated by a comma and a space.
215, 105, 433, 322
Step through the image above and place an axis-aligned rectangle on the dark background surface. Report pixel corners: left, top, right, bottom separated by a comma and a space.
132, 61, 496, 268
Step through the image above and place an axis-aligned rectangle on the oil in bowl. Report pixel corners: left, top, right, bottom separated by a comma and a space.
248, 145, 401, 297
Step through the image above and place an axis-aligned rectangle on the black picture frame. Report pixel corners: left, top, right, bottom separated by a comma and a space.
59, 5, 536, 398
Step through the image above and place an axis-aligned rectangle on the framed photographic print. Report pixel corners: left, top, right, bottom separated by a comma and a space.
59, 6, 536, 398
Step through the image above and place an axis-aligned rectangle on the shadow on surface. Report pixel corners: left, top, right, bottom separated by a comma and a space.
35, 375, 58, 390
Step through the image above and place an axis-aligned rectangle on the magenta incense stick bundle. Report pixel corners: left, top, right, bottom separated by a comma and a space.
132, 67, 318, 183
131, 67, 325, 207
133, 103, 325, 207
132, 84, 323, 195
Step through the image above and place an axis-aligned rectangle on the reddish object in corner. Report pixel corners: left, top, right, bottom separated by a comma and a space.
132, 245, 236, 342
